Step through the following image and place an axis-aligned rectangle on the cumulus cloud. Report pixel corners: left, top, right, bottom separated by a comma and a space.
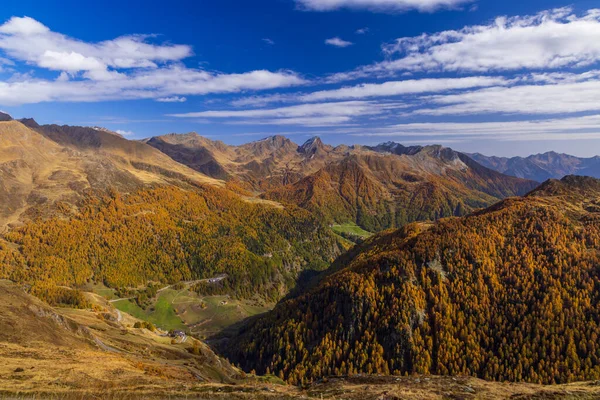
295, 0, 474, 13
169, 100, 385, 118
115, 129, 135, 136
231, 93, 295, 107
325, 37, 353, 47
0, 16, 190, 76
328, 7, 600, 81
0, 16, 306, 105
356, 27, 369, 34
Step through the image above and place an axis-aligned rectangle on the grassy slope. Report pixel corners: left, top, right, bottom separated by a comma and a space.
110, 287, 272, 337
113, 293, 186, 332
331, 223, 373, 239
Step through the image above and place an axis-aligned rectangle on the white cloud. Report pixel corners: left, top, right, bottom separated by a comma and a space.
169, 100, 404, 126
115, 129, 135, 136
0, 16, 191, 78
156, 96, 187, 102
356, 27, 369, 34
262, 38, 275, 45
230, 76, 509, 107
230, 116, 354, 126
301, 76, 509, 101
0, 16, 307, 105
325, 37, 353, 47
296, 0, 473, 13
527, 70, 600, 84
0, 66, 306, 106
0, 57, 14, 66
169, 100, 387, 118
348, 114, 600, 141
0, 16, 48, 35
231, 93, 294, 107
38, 50, 106, 72
415, 78, 600, 116
328, 7, 600, 81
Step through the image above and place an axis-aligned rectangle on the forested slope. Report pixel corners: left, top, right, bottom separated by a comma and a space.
228, 175, 600, 385
0, 185, 341, 301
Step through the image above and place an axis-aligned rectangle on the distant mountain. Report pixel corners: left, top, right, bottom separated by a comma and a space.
228, 175, 600, 385
265, 143, 537, 232
146, 133, 340, 191
468, 151, 600, 182
0, 111, 12, 121
147, 134, 537, 231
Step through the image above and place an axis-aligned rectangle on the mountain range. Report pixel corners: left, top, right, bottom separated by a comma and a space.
469, 151, 600, 182
0, 114, 540, 234
4, 112, 600, 397
145, 132, 536, 232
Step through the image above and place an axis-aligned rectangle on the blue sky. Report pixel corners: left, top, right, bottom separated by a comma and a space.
2, 0, 600, 156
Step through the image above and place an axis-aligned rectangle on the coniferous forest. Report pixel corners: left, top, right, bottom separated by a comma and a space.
227, 176, 600, 385
0, 185, 341, 302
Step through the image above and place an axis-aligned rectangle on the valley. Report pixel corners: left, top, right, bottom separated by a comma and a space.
3, 114, 600, 398
228, 176, 600, 385
4, 1, 600, 398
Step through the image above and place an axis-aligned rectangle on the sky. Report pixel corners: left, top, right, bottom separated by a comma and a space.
2, 0, 600, 156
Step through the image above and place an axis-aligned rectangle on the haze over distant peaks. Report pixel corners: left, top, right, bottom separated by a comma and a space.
469, 151, 600, 182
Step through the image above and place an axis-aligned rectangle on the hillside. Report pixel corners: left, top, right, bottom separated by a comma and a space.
0, 118, 222, 230
227, 175, 600, 385
469, 151, 600, 182
0, 184, 340, 303
265, 145, 537, 232
0, 279, 242, 395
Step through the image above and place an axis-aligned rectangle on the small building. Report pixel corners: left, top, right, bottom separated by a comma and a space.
169, 330, 186, 338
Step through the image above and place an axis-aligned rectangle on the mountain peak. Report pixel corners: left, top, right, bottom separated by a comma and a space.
299, 137, 326, 155
369, 141, 423, 156
0, 111, 13, 121
18, 118, 40, 129
266, 135, 292, 146
246, 135, 296, 153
